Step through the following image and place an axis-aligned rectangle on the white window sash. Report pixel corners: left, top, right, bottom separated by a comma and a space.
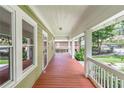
0, 5, 16, 88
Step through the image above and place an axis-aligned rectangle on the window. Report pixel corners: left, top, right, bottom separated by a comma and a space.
0, 6, 14, 86
0, 6, 37, 87
22, 20, 34, 70
14, 6, 37, 84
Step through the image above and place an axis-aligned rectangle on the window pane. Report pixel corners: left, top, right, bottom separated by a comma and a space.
22, 20, 34, 70
0, 7, 12, 85
22, 20, 34, 44
22, 46, 33, 70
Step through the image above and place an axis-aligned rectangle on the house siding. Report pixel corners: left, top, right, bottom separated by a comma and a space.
15, 6, 55, 88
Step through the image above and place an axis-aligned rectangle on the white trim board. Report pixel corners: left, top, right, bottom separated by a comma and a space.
0, 5, 38, 88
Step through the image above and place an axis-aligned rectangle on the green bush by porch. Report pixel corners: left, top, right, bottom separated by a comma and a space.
74, 48, 84, 61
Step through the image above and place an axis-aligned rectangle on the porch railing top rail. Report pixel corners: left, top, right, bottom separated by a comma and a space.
87, 57, 124, 80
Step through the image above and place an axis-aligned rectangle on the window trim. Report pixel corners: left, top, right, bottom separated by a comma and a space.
0, 5, 37, 88
0, 5, 16, 88
14, 6, 37, 84
22, 21, 35, 71
21, 10, 37, 73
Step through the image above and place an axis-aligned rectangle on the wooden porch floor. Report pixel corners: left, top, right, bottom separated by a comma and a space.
33, 53, 95, 88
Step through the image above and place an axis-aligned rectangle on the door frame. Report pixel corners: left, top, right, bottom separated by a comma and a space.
42, 30, 48, 71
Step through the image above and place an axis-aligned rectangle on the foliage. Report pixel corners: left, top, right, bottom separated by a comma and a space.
114, 54, 124, 61
0, 34, 12, 45
22, 37, 28, 61
75, 48, 84, 61
92, 24, 115, 54
23, 37, 28, 44
23, 48, 27, 61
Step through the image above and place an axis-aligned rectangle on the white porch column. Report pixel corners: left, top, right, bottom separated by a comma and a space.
72, 39, 75, 58
84, 30, 92, 77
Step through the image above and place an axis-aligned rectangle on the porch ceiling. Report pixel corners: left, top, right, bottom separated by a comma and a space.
30, 5, 88, 39
30, 5, 124, 40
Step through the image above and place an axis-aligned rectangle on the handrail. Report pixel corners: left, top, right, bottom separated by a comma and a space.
87, 57, 124, 80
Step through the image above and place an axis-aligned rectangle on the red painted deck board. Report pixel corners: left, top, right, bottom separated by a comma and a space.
33, 53, 95, 88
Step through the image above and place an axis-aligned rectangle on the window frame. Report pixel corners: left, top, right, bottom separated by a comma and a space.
42, 30, 48, 70
15, 6, 38, 82
0, 6, 16, 88
0, 5, 38, 88
22, 20, 35, 71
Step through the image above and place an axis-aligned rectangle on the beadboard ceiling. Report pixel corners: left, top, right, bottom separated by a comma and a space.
30, 5, 88, 39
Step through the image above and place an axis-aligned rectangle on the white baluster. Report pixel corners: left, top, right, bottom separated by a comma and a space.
104, 70, 106, 88
101, 68, 103, 87
98, 66, 100, 85
111, 74, 113, 88
120, 80, 124, 88
96, 65, 98, 83
95, 65, 97, 81
115, 76, 118, 88
93, 63, 95, 79
107, 72, 110, 88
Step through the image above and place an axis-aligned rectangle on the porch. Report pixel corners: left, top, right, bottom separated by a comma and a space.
0, 5, 124, 88
33, 53, 95, 88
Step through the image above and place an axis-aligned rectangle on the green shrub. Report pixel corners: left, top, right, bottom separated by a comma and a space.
23, 37, 28, 44
114, 54, 124, 61
23, 48, 27, 61
75, 48, 84, 61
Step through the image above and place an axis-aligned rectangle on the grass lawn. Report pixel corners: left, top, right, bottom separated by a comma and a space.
0, 60, 9, 64
93, 55, 124, 63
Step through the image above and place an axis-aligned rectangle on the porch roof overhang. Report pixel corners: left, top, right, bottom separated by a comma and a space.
29, 5, 124, 40
70, 5, 124, 38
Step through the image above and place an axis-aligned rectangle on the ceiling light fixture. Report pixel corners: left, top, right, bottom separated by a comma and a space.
59, 27, 62, 30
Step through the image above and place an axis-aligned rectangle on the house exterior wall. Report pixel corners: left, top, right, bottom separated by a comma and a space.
15, 6, 55, 88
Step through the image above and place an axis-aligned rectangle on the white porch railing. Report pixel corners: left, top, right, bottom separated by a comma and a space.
87, 57, 124, 88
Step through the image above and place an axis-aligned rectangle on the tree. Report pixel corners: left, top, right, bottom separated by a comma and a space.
92, 24, 115, 54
